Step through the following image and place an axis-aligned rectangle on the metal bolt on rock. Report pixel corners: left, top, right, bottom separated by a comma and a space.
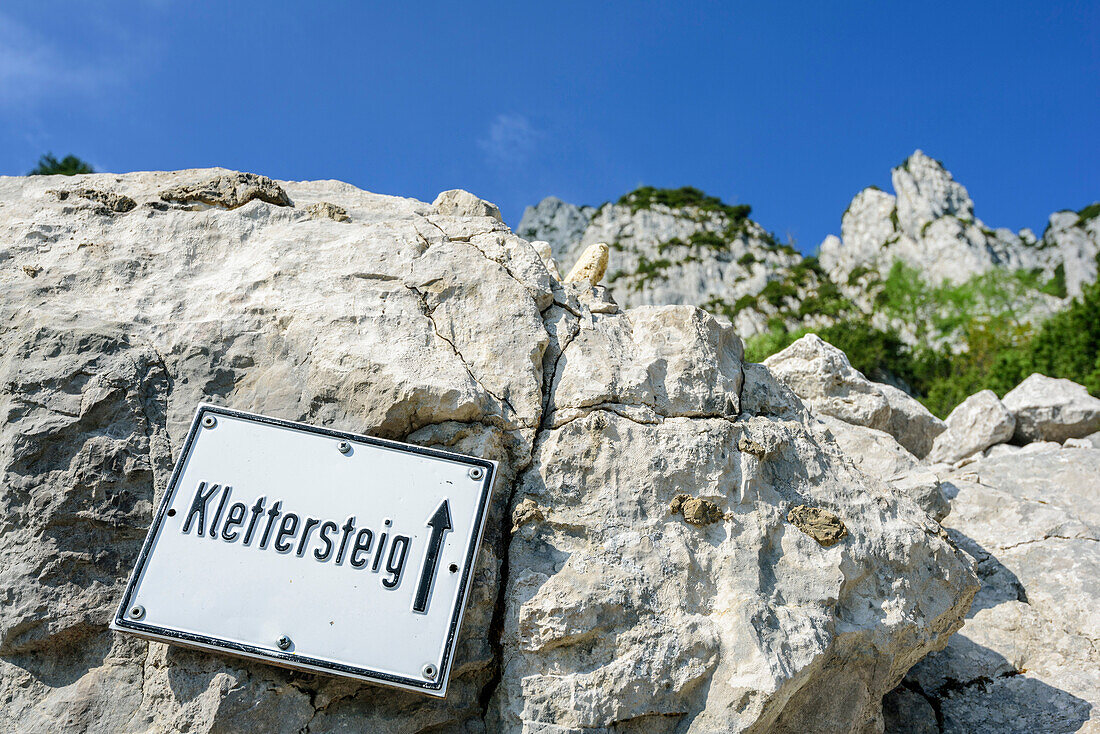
129, 605, 145, 619
338, 441, 351, 454
277, 635, 292, 650
202, 415, 217, 428
422, 664, 437, 680
468, 466, 484, 481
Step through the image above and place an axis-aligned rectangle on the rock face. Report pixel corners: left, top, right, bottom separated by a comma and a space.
763, 334, 945, 458
0, 169, 977, 733
518, 190, 808, 338
1002, 373, 1100, 443
927, 389, 1016, 465
886, 448, 1100, 733
819, 151, 1100, 298
519, 154, 1100, 346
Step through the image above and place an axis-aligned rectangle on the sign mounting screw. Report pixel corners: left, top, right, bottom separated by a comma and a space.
129, 605, 145, 620
422, 664, 437, 680
277, 635, 292, 651
201, 415, 216, 429
468, 466, 484, 481
338, 441, 351, 454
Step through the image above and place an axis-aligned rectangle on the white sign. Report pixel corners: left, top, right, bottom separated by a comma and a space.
111, 405, 496, 697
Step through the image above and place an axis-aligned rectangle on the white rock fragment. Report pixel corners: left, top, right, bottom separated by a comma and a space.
563, 241, 609, 285
764, 334, 945, 457
432, 188, 503, 221
928, 389, 1016, 464
1002, 373, 1100, 443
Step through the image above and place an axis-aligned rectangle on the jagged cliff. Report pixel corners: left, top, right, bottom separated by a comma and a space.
520, 151, 1100, 345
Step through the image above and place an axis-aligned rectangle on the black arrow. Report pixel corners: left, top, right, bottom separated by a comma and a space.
413, 499, 453, 614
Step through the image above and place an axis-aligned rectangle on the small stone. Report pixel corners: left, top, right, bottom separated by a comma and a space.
304, 202, 349, 222
53, 188, 137, 213
787, 505, 848, 547
737, 435, 766, 457
511, 498, 544, 532
564, 242, 610, 285
670, 494, 724, 526
21, 264, 40, 277
433, 189, 502, 221
160, 172, 291, 210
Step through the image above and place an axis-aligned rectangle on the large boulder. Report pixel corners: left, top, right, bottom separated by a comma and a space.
885, 447, 1100, 733
927, 389, 1016, 465
1002, 373, 1100, 444
0, 170, 977, 733
763, 334, 946, 457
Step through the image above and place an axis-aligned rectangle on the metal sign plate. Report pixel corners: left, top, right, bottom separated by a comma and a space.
111, 405, 495, 696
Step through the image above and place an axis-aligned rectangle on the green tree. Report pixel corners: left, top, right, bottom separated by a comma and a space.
29, 153, 94, 176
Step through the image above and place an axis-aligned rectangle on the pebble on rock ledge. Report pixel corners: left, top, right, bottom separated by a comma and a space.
669, 494, 726, 526
787, 505, 849, 547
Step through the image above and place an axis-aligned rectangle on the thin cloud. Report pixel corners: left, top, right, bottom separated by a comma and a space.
478, 114, 540, 168
0, 12, 122, 109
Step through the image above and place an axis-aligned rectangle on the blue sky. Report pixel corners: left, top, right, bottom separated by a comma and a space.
1, 2, 1097, 252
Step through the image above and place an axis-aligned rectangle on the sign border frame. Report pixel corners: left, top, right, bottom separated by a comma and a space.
110, 403, 497, 697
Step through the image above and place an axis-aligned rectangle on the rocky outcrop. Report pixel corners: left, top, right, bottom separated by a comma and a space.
763, 334, 945, 458
886, 448, 1100, 733
519, 154, 1100, 348
0, 170, 977, 733
927, 389, 1016, 465
762, 338, 1100, 733
1002, 373, 1100, 443
819, 151, 1099, 299
433, 189, 503, 221
158, 170, 292, 210
518, 190, 810, 337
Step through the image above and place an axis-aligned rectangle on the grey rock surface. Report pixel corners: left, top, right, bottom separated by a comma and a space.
928, 389, 1016, 465
520, 153, 1099, 351
1002, 373, 1100, 443
518, 195, 807, 338
885, 448, 1100, 733
819, 151, 1099, 300
0, 170, 977, 733
763, 334, 945, 457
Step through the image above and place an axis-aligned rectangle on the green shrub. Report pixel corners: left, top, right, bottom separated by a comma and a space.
617, 186, 752, 223
29, 153, 94, 175
1078, 202, 1100, 225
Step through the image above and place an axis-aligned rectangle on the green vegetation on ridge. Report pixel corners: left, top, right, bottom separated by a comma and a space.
29, 153, 94, 176
746, 262, 1100, 418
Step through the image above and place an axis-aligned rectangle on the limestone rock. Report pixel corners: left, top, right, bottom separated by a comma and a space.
928, 389, 1016, 464
0, 169, 977, 733
432, 188, 503, 221
1002, 373, 1100, 443
303, 201, 350, 222
818, 415, 917, 481
763, 334, 945, 457
888, 448, 1100, 732
517, 196, 593, 255
786, 504, 848, 547
518, 192, 807, 337
52, 187, 137, 213
563, 242, 609, 284
159, 171, 291, 209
